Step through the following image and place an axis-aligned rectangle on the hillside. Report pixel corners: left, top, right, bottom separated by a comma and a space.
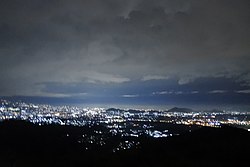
0, 120, 249, 167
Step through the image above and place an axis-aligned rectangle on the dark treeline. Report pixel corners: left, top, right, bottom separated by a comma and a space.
0, 120, 249, 167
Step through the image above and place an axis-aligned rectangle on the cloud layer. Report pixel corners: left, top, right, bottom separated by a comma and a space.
0, 0, 250, 105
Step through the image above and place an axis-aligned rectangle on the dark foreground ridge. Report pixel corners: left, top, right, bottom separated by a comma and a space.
0, 120, 249, 167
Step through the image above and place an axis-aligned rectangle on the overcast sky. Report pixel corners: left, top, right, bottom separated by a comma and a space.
0, 0, 250, 107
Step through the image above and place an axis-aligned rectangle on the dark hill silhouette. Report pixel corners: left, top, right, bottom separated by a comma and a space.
167, 107, 193, 113
0, 120, 249, 167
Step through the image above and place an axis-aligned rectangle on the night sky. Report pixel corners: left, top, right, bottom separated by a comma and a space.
0, 0, 250, 108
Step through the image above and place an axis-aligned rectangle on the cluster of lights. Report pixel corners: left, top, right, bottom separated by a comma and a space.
1, 99, 250, 131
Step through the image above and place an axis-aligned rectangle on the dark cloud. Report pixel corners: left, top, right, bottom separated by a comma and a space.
0, 0, 250, 106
